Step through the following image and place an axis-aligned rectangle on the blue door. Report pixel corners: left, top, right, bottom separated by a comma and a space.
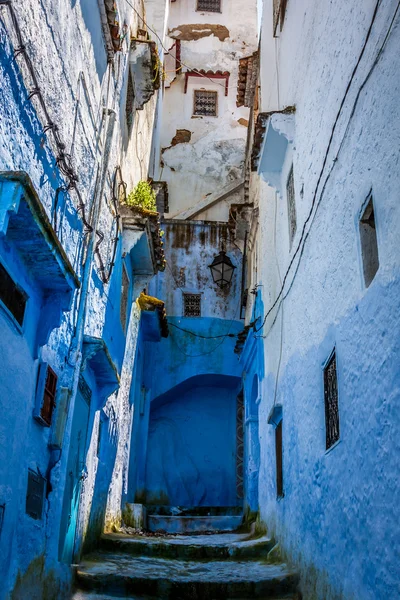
59, 377, 91, 563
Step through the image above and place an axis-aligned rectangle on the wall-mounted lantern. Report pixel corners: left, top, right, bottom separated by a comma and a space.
208, 251, 236, 289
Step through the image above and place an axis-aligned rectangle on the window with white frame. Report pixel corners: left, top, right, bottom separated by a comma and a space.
193, 90, 218, 117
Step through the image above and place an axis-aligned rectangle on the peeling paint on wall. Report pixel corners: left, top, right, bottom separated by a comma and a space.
168, 24, 230, 42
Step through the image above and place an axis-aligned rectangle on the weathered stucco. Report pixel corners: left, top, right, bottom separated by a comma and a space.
243, 0, 400, 598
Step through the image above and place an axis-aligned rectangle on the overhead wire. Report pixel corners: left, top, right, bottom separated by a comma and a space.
253, 0, 395, 338
164, 254, 241, 342
122, 0, 242, 93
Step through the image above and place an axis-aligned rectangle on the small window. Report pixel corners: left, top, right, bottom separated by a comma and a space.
286, 165, 296, 247
193, 90, 217, 117
359, 195, 379, 287
324, 350, 340, 450
97, 417, 103, 458
273, 0, 288, 36
120, 265, 130, 332
126, 69, 135, 136
197, 0, 221, 12
275, 420, 284, 498
26, 469, 46, 520
41, 366, 57, 426
183, 293, 201, 317
33, 363, 58, 427
0, 262, 27, 326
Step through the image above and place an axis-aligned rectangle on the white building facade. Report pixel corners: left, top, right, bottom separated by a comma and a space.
242, 0, 400, 598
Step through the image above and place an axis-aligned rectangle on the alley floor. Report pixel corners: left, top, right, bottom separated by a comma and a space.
72, 530, 300, 599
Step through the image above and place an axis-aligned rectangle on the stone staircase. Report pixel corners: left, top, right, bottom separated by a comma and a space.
72, 527, 300, 599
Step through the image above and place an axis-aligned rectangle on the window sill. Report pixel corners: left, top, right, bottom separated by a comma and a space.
325, 438, 341, 455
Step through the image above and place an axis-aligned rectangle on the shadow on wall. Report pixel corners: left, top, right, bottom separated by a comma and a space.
83, 411, 119, 553
144, 374, 241, 507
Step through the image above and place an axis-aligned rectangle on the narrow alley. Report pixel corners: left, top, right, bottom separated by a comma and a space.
0, 0, 399, 598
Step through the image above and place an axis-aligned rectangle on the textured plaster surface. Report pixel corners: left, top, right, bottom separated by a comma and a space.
0, 0, 162, 596
247, 1, 400, 598
160, 0, 258, 219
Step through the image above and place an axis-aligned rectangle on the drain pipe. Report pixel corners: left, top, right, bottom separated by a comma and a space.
68, 100, 116, 370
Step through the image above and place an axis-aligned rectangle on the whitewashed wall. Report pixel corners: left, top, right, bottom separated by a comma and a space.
248, 0, 400, 598
160, 0, 258, 219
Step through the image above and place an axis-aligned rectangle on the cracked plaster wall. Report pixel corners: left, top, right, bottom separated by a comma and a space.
159, 0, 258, 220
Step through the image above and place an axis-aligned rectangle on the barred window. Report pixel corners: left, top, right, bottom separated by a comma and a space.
183, 293, 201, 317
286, 165, 296, 247
26, 470, 46, 520
41, 366, 57, 426
193, 90, 218, 117
324, 350, 340, 450
126, 69, 135, 136
197, 0, 221, 12
120, 265, 130, 332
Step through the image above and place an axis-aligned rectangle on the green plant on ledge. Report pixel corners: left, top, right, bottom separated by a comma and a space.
126, 180, 156, 212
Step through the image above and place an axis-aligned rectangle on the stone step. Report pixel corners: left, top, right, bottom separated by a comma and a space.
76, 551, 299, 598
72, 593, 300, 600
72, 592, 300, 600
101, 532, 275, 561
147, 514, 242, 534
72, 593, 157, 600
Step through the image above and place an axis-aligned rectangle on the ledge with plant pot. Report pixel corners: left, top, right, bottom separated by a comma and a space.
120, 181, 166, 281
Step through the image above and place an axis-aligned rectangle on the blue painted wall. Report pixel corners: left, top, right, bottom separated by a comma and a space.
131, 220, 245, 509
145, 374, 240, 507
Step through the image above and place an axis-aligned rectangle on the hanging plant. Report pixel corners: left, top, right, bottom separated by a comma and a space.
126, 180, 156, 212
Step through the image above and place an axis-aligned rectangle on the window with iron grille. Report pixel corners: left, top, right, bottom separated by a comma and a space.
26, 469, 46, 520
359, 195, 379, 287
126, 69, 135, 136
193, 90, 218, 117
41, 366, 57, 426
196, 0, 221, 12
275, 420, 284, 497
183, 293, 201, 317
324, 350, 340, 450
0, 262, 27, 326
120, 265, 130, 332
286, 165, 296, 247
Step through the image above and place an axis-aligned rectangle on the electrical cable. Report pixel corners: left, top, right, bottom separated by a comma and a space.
169, 296, 242, 357
0, 0, 93, 234
253, 0, 393, 337
168, 321, 237, 339
122, 0, 243, 93
164, 258, 241, 341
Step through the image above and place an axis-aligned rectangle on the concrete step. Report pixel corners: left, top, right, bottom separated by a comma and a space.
147, 514, 242, 534
76, 551, 299, 598
101, 532, 275, 561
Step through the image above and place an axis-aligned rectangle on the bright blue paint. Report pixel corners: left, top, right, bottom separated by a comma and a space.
59, 386, 90, 563
144, 374, 241, 507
